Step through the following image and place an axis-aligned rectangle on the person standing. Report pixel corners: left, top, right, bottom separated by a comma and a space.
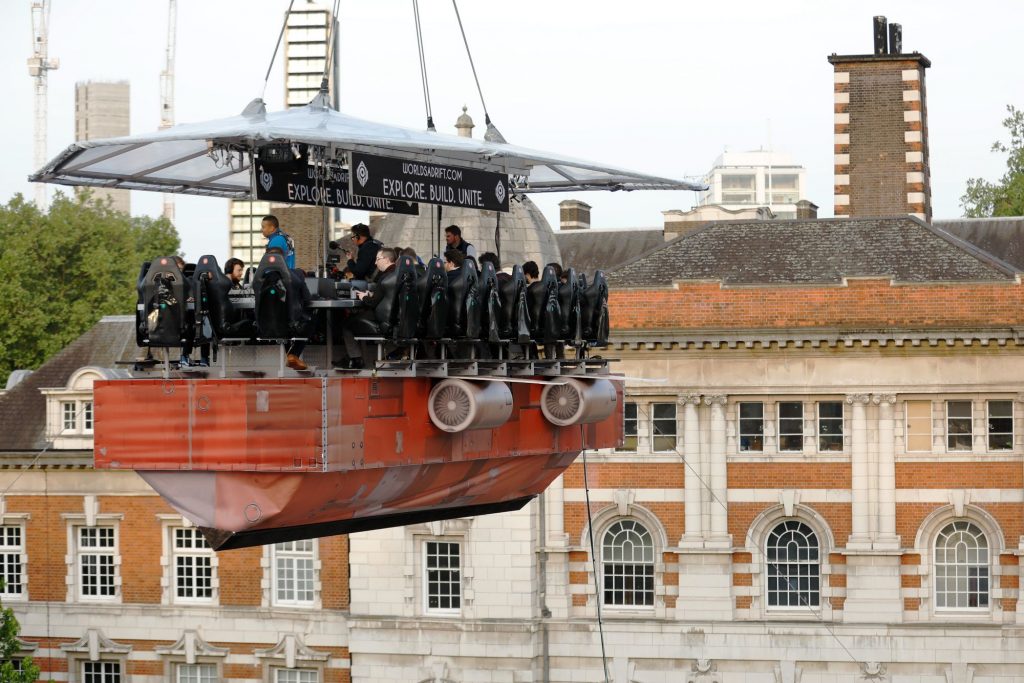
444, 224, 476, 258
343, 223, 382, 280
260, 215, 295, 270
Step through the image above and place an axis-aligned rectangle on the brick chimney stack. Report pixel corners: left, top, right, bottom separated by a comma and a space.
559, 200, 591, 230
828, 17, 931, 222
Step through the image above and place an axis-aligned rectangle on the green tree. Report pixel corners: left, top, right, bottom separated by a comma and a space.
0, 593, 39, 682
0, 191, 180, 387
960, 104, 1024, 217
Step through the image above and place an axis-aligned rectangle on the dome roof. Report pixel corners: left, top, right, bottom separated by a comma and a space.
370, 195, 562, 269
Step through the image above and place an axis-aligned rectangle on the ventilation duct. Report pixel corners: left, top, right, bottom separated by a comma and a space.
428, 379, 514, 433
540, 378, 617, 427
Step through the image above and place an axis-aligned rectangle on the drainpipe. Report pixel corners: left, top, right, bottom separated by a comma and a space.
538, 491, 551, 682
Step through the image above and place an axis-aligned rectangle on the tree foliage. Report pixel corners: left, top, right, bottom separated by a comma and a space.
961, 105, 1024, 217
0, 192, 180, 387
0, 595, 39, 682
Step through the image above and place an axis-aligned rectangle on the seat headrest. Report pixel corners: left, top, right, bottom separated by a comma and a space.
193, 254, 231, 286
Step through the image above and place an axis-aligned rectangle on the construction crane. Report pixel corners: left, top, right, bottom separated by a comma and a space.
159, 0, 176, 222
27, 0, 58, 209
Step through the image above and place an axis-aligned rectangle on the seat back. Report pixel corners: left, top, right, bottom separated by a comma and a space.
558, 267, 582, 344
135, 261, 151, 347
140, 256, 187, 347
370, 266, 401, 337
499, 265, 530, 343
393, 255, 420, 341
581, 270, 610, 344
479, 261, 502, 342
447, 256, 481, 339
192, 255, 235, 341
417, 257, 448, 339
527, 265, 562, 343
252, 252, 301, 339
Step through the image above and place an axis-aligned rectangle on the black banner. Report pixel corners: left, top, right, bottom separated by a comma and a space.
254, 164, 419, 215
349, 152, 510, 213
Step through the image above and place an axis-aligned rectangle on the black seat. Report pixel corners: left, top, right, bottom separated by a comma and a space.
478, 261, 502, 343
135, 261, 151, 347
558, 267, 582, 345
581, 270, 610, 344
447, 256, 481, 339
252, 252, 307, 339
349, 255, 419, 340
498, 265, 530, 344
527, 265, 562, 343
393, 255, 420, 341
417, 257, 448, 340
139, 256, 187, 347
192, 255, 252, 340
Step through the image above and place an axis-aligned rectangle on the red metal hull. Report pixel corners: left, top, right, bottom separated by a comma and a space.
94, 377, 621, 550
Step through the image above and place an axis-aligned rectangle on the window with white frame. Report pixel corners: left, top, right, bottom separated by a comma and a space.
934, 520, 989, 610
272, 540, 316, 606
82, 660, 121, 683
601, 520, 654, 607
172, 527, 214, 602
765, 520, 820, 608
424, 540, 461, 614
176, 664, 217, 683
620, 402, 638, 451
739, 402, 764, 452
777, 401, 804, 452
59, 400, 93, 434
987, 400, 1013, 451
817, 401, 843, 452
905, 400, 933, 452
650, 403, 677, 452
62, 401, 76, 431
78, 526, 117, 599
946, 401, 974, 451
83, 400, 94, 432
0, 526, 24, 598
274, 669, 319, 683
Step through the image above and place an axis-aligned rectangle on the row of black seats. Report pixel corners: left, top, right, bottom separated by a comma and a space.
136, 253, 610, 351
352, 255, 609, 347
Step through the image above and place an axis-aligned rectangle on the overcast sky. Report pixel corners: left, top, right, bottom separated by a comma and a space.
2, 1, 1022, 259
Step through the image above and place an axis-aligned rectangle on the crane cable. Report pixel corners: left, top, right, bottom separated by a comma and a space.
579, 426, 612, 683
451, 1, 491, 125
261, 0, 296, 102
411, 0, 435, 131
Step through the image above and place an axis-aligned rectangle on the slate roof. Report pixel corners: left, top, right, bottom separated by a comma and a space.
935, 217, 1024, 272
556, 228, 665, 274
607, 216, 1019, 287
0, 316, 136, 452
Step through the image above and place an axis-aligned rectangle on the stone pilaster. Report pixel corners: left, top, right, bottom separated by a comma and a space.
704, 395, 730, 547
679, 393, 703, 547
846, 394, 872, 549
873, 393, 900, 549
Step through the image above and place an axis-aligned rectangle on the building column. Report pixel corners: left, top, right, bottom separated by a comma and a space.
873, 394, 900, 549
679, 393, 703, 546
847, 394, 872, 549
704, 394, 730, 546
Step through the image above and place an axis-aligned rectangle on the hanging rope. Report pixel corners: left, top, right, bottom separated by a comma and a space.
412, 0, 435, 130
261, 0, 296, 101
451, 0, 492, 125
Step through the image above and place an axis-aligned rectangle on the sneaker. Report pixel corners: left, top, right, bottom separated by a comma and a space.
286, 354, 308, 371
196, 358, 210, 367
179, 355, 191, 367
347, 358, 365, 370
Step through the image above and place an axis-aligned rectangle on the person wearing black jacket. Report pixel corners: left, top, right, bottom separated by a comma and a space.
339, 248, 397, 368
342, 223, 382, 280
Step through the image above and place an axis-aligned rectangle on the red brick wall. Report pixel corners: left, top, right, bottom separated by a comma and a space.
564, 462, 684, 489
728, 463, 851, 489
895, 462, 1023, 489
609, 279, 1024, 331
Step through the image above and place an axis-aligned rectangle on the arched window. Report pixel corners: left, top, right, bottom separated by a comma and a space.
766, 520, 820, 608
601, 520, 654, 607
934, 521, 989, 609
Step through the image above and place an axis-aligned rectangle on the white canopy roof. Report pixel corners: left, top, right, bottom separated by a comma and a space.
30, 96, 704, 199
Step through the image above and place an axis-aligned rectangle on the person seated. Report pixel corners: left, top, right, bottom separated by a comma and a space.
339, 248, 398, 369
342, 223, 382, 281
401, 246, 425, 272
523, 260, 540, 284
224, 257, 245, 290
478, 252, 510, 282
444, 249, 464, 278
545, 262, 566, 283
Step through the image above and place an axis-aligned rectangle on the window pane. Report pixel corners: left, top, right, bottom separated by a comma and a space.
778, 401, 804, 452
174, 528, 213, 600
424, 541, 461, 612
621, 402, 638, 451
987, 400, 1013, 451
83, 661, 121, 683
651, 403, 676, 452
817, 402, 843, 452
83, 401, 94, 431
274, 540, 316, 605
178, 663, 217, 683
934, 521, 989, 610
947, 401, 973, 451
62, 401, 77, 431
602, 520, 655, 607
766, 521, 820, 608
739, 402, 764, 452
0, 526, 24, 596
905, 400, 932, 452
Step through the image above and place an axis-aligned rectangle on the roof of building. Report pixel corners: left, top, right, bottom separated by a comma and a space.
556, 228, 665, 274
935, 217, 1024, 272
607, 216, 1019, 287
0, 316, 136, 452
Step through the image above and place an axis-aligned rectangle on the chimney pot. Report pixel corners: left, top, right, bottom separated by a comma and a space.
873, 16, 888, 54
559, 199, 591, 230
888, 23, 902, 54
796, 200, 819, 220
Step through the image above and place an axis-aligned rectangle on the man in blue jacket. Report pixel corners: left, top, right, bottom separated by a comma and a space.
260, 215, 295, 270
